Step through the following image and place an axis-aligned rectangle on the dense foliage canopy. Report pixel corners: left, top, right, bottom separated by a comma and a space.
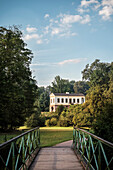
0, 26, 38, 129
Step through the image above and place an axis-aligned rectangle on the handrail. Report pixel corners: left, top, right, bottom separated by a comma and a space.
0, 127, 40, 148
74, 127, 113, 148
73, 127, 113, 170
0, 126, 40, 170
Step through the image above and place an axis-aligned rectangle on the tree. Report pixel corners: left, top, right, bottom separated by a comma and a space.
81, 60, 113, 142
56, 105, 65, 116
0, 26, 37, 129
93, 102, 113, 143
50, 75, 75, 93
73, 81, 89, 95
37, 86, 50, 112
82, 59, 110, 87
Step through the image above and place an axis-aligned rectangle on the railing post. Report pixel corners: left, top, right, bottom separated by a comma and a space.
39, 128, 40, 145
98, 141, 101, 170
22, 136, 25, 170
12, 142, 15, 170
88, 135, 91, 169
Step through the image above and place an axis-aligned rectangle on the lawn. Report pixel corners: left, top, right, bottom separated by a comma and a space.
0, 131, 23, 144
0, 127, 73, 146
40, 127, 73, 147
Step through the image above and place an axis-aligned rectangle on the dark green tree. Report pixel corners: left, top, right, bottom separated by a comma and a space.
82, 59, 110, 87
73, 81, 89, 95
50, 75, 75, 93
82, 60, 113, 142
0, 26, 37, 129
55, 105, 65, 116
38, 90, 49, 112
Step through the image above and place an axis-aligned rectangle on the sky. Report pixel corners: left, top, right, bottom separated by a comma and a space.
1, 0, 113, 87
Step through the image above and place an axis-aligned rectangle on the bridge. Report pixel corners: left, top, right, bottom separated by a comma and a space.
0, 127, 113, 170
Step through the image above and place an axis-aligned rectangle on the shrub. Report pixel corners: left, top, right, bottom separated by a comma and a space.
50, 117, 57, 126
45, 119, 51, 127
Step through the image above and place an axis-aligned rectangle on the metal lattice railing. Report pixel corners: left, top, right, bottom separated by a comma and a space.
0, 127, 40, 170
73, 127, 113, 170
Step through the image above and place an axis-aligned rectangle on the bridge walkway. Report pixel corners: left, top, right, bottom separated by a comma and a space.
30, 140, 83, 170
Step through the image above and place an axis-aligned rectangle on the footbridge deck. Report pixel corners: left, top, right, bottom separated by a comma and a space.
30, 140, 83, 170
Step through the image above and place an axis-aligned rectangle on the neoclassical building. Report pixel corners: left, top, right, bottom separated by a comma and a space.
50, 92, 85, 112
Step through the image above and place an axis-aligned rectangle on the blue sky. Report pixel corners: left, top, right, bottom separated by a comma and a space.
1, 0, 113, 86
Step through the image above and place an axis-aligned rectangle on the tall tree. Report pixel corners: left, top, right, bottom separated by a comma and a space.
0, 26, 37, 129
82, 60, 113, 142
82, 59, 110, 87
73, 81, 89, 95
50, 75, 75, 93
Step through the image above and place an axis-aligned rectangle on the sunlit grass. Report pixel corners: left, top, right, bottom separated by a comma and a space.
0, 126, 73, 146
40, 128, 73, 147
40, 126, 73, 131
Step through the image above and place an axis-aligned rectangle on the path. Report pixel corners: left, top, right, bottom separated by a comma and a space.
30, 140, 83, 170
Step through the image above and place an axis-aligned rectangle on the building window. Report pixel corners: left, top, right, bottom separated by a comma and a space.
65, 98, 68, 103
82, 98, 84, 103
51, 99, 52, 103
77, 98, 79, 103
61, 98, 64, 103
53, 99, 55, 103
73, 98, 75, 103
57, 98, 60, 103
69, 98, 72, 104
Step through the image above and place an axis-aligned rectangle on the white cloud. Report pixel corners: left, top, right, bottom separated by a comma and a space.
80, 15, 91, 24
78, 8, 90, 14
30, 58, 87, 67
43, 25, 50, 34
37, 39, 43, 44
31, 63, 47, 66
94, 4, 101, 10
99, 0, 113, 20
81, 0, 99, 7
60, 14, 90, 25
26, 26, 37, 33
24, 34, 40, 40
99, 5, 113, 20
61, 14, 82, 24
58, 58, 86, 65
59, 32, 77, 37
51, 27, 61, 35
30, 62, 57, 66
102, 0, 113, 6
44, 14, 50, 18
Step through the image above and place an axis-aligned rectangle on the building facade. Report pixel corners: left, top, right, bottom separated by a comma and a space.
49, 92, 85, 112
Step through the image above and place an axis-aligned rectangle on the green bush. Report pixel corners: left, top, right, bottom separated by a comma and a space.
50, 118, 57, 126
45, 119, 51, 127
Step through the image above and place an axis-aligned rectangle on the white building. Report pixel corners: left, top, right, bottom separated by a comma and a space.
50, 92, 85, 112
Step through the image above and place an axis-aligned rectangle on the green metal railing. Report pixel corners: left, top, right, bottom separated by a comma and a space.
0, 127, 40, 170
73, 127, 113, 170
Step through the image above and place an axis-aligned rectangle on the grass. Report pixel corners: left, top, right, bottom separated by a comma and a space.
0, 131, 22, 144
0, 127, 73, 146
40, 127, 73, 147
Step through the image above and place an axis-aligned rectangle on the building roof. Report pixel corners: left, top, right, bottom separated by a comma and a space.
52, 93, 85, 96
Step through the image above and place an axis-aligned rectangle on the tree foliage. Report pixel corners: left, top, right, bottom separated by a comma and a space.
50, 75, 75, 93
82, 59, 110, 87
37, 87, 50, 112
82, 59, 113, 142
0, 26, 38, 129
73, 81, 89, 95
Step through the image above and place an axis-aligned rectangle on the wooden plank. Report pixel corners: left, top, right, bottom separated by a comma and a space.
29, 141, 83, 170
